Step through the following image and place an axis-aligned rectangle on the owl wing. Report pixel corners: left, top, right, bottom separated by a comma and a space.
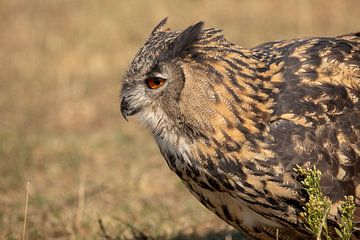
195, 34, 360, 210
266, 35, 360, 201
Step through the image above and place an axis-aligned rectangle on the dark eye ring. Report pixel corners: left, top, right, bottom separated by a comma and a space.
145, 77, 166, 89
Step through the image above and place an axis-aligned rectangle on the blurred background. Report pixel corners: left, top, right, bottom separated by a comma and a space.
0, 0, 359, 239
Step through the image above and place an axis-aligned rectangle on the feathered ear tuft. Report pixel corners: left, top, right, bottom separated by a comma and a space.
151, 17, 169, 35
166, 21, 204, 59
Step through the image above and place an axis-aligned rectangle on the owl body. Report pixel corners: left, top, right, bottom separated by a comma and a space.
120, 19, 360, 239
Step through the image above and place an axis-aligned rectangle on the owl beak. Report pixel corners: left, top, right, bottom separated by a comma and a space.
120, 97, 141, 121
120, 98, 130, 121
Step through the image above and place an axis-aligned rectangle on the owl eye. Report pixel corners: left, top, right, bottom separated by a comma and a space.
145, 77, 166, 89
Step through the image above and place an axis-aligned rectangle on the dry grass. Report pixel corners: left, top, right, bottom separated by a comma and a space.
22, 182, 30, 240
0, 0, 359, 239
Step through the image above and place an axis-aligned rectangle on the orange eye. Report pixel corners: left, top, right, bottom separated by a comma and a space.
145, 77, 166, 89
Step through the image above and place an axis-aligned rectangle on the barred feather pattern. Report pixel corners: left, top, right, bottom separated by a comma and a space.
120, 20, 360, 239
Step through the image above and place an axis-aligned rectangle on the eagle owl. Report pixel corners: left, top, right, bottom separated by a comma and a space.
120, 18, 360, 239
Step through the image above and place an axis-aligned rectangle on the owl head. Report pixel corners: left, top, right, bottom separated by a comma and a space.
120, 18, 234, 143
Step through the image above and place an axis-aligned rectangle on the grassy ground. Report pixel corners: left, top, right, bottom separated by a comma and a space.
0, 0, 359, 239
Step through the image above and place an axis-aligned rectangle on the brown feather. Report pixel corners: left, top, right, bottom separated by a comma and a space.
120, 20, 360, 239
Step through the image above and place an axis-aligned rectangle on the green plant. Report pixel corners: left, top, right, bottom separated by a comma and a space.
295, 166, 355, 240
335, 196, 355, 240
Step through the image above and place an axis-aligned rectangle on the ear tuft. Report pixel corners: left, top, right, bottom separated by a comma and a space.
167, 21, 204, 58
151, 17, 169, 35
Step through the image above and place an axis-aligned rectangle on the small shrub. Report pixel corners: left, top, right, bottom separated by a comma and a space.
295, 166, 355, 240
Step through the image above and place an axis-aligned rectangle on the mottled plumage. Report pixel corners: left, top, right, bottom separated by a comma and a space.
120, 18, 360, 239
